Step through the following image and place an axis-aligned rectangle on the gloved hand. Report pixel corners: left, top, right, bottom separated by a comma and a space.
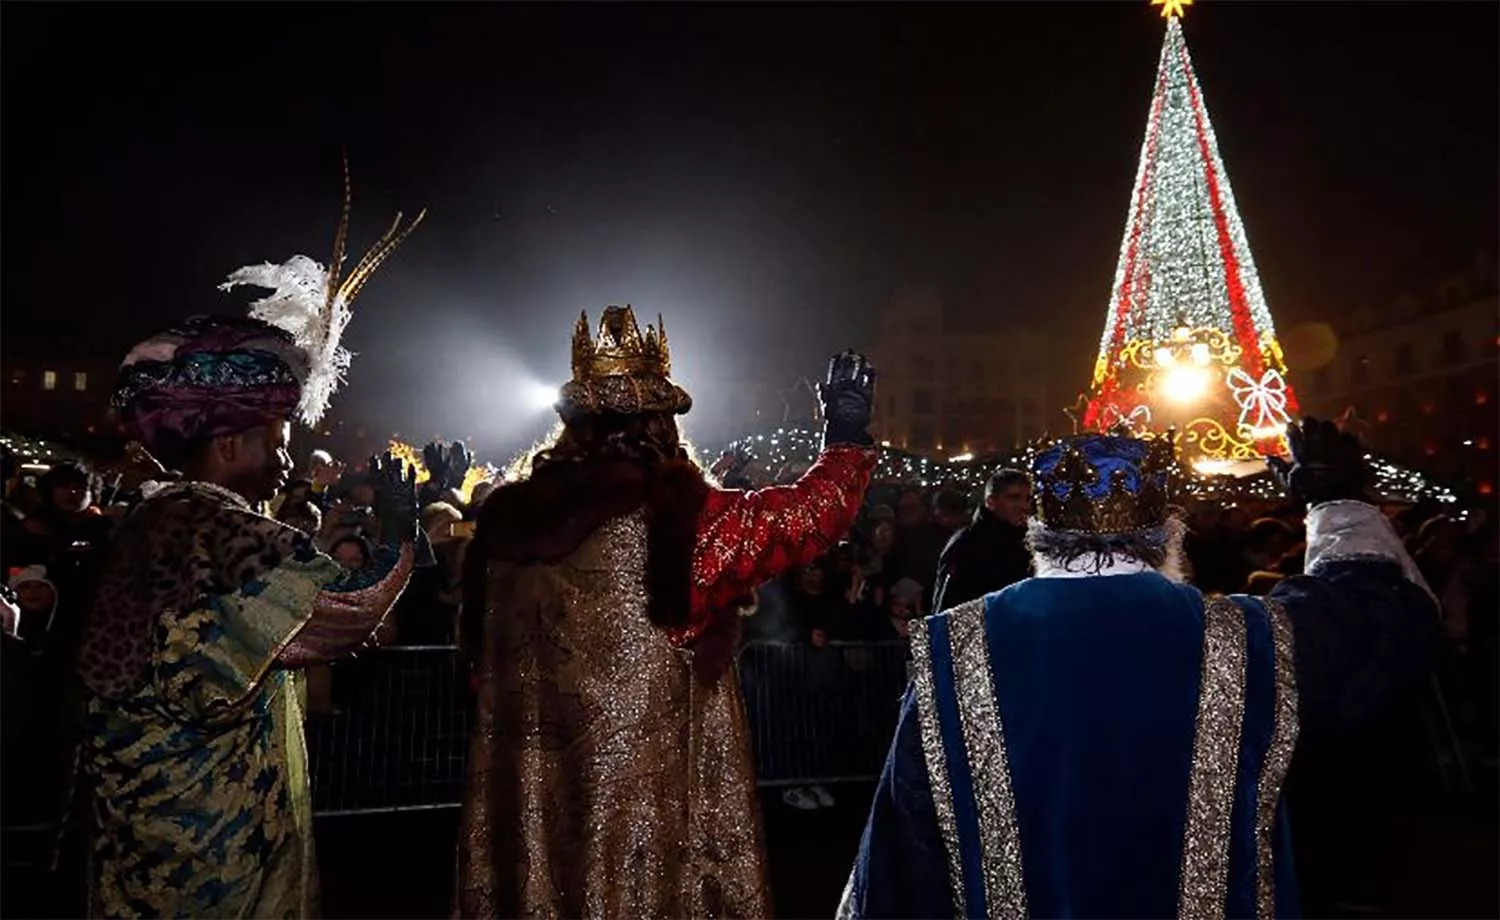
818, 351, 877, 448
368, 451, 420, 546
1266, 417, 1371, 507
423, 441, 473, 492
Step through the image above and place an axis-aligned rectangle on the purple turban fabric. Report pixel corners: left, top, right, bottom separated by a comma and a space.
113, 316, 310, 466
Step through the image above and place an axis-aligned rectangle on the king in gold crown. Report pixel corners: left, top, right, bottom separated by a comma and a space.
1032, 433, 1175, 534
557, 305, 693, 418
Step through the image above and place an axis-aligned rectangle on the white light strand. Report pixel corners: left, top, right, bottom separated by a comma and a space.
1094, 18, 1282, 370
720, 425, 1464, 510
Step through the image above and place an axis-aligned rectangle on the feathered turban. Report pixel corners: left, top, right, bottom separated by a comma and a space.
112, 162, 424, 466
112, 315, 310, 466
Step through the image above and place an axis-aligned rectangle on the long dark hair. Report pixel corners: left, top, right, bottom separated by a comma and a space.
532, 411, 687, 472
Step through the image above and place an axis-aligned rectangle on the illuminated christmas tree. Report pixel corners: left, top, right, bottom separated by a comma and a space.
1084, 0, 1299, 471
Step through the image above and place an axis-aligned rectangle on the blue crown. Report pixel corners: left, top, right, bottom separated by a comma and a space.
1032, 434, 1173, 533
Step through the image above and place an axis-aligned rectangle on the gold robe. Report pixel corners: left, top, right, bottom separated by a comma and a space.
458, 511, 770, 918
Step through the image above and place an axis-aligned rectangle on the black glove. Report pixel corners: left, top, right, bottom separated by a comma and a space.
368, 451, 420, 546
818, 351, 877, 448
422, 441, 473, 492
1266, 417, 1371, 507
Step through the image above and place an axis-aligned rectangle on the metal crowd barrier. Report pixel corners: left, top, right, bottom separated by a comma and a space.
306, 640, 911, 817
737, 640, 909, 787
307, 646, 471, 817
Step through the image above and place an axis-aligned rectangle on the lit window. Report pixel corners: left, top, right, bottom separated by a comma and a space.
73, 372, 88, 392
42, 370, 57, 391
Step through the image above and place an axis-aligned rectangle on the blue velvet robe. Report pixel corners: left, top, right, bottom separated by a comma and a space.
840, 508, 1437, 919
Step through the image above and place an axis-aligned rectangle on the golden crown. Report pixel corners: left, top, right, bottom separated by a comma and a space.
571, 305, 672, 382
1034, 434, 1175, 533
559, 305, 692, 417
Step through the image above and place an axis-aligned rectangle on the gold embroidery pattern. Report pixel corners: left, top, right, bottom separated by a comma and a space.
947, 600, 1028, 919
1254, 598, 1299, 920
458, 512, 770, 918
907, 616, 968, 919
1178, 596, 1247, 920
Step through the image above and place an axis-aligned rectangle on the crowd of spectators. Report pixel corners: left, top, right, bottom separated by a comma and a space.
1, 436, 1496, 911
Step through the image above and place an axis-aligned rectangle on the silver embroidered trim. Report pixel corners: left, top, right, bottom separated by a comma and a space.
908, 616, 968, 919
1304, 500, 1435, 604
948, 598, 1028, 919
1178, 596, 1248, 920
1254, 599, 1299, 920
834, 868, 857, 919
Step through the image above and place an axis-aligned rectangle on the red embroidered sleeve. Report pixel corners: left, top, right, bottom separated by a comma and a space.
673, 444, 875, 645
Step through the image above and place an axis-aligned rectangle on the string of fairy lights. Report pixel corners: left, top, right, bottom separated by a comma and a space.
0, 426, 1470, 511
0, 432, 73, 465
721, 424, 1463, 509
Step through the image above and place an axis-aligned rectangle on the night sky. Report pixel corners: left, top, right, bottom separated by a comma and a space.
3, 2, 1495, 454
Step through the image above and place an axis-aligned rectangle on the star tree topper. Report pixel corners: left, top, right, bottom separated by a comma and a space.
1151, 0, 1193, 19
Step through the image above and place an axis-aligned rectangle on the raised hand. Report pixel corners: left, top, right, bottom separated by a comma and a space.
368, 451, 420, 545
422, 442, 447, 483
1266, 417, 1371, 507
445, 442, 473, 489
818, 351, 877, 448
422, 441, 473, 491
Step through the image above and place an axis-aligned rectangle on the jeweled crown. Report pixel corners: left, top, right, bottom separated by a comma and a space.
1033, 433, 1174, 534
571, 306, 671, 382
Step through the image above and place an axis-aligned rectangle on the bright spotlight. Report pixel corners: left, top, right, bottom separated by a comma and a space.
522, 381, 560, 412
1161, 366, 1208, 403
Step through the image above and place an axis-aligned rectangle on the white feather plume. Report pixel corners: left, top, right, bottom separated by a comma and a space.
219, 255, 353, 428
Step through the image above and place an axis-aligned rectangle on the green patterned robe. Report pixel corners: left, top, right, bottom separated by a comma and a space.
82, 485, 358, 919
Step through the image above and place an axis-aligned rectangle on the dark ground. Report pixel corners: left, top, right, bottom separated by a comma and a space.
1, 780, 1492, 917
316, 784, 876, 919
315, 780, 1497, 919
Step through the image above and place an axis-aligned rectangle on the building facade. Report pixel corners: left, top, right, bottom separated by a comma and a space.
3, 357, 119, 443
1300, 266, 1499, 498
867, 288, 1052, 458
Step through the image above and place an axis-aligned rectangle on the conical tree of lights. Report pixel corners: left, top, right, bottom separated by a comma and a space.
1084, 2, 1299, 471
